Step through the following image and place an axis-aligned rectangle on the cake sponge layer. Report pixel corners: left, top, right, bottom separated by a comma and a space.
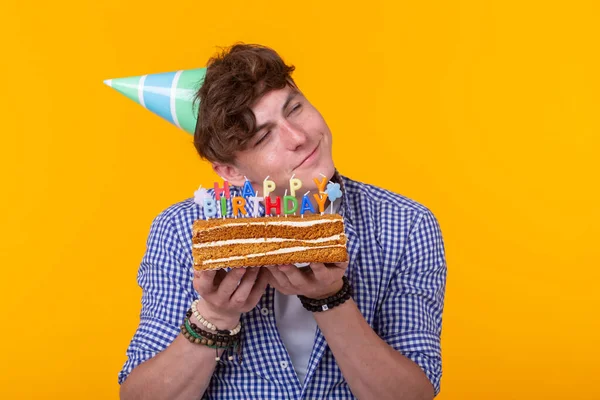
195, 245, 348, 270
193, 214, 344, 242
192, 214, 348, 270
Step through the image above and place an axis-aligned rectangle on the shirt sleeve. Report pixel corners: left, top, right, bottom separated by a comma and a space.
376, 209, 447, 397
117, 210, 196, 385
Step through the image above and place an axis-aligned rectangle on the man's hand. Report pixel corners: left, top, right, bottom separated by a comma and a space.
193, 267, 269, 329
265, 262, 349, 299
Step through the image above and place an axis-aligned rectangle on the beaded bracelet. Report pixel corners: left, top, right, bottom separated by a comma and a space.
299, 278, 352, 306
181, 322, 239, 349
298, 275, 350, 305
183, 319, 229, 348
181, 324, 231, 362
298, 276, 353, 312
190, 300, 242, 335
181, 318, 242, 361
186, 308, 242, 337
186, 316, 240, 345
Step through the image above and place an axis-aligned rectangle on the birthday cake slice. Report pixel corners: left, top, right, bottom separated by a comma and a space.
192, 214, 348, 270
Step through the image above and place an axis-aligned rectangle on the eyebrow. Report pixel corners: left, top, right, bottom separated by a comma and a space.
253, 90, 300, 134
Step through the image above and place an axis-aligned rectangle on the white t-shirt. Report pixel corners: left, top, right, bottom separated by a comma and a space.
273, 202, 341, 385
273, 291, 316, 385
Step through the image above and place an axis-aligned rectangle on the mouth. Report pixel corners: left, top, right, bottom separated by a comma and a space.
295, 142, 320, 170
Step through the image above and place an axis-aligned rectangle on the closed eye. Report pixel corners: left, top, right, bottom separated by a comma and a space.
255, 131, 271, 146
290, 103, 302, 114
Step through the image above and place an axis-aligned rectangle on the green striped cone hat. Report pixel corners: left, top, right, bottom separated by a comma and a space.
104, 68, 206, 135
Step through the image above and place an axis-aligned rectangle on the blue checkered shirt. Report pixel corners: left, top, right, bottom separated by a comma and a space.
118, 173, 447, 398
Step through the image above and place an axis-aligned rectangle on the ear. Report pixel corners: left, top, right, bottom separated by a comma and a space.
212, 163, 246, 187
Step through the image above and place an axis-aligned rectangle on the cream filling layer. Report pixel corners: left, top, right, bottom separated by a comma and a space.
200, 244, 346, 265
198, 218, 339, 231
193, 234, 343, 249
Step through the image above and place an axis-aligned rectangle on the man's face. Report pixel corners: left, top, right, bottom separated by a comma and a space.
228, 85, 335, 197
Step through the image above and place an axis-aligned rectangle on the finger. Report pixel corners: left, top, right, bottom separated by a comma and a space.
213, 269, 227, 287
266, 265, 293, 290
229, 267, 260, 305
278, 264, 313, 287
244, 268, 270, 308
309, 262, 332, 282
215, 268, 247, 299
193, 270, 219, 296
331, 261, 349, 270
264, 271, 287, 294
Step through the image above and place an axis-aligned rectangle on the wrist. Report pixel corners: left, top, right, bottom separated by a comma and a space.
298, 276, 353, 312
312, 279, 344, 300
195, 299, 241, 330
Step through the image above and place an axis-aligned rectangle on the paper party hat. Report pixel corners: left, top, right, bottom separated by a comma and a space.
104, 68, 206, 135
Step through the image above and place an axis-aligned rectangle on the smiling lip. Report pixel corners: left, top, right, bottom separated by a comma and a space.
295, 142, 320, 170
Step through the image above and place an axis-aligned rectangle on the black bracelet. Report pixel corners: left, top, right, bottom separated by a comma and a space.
297, 276, 353, 312
187, 320, 240, 344
300, 280, 353, 306
181, 310, 244, 363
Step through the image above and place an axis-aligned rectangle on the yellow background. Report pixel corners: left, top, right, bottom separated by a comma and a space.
1, 0, 598, 398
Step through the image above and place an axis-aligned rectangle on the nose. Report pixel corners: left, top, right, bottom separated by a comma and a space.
280, 120, 308, 150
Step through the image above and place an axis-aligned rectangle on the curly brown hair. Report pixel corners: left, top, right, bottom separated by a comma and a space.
193, 43, 297, 164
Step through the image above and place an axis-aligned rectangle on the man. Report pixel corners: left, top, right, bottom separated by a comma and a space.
118, 43, 447, 400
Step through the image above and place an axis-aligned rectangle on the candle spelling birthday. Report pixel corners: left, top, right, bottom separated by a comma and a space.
191, 174, 348, 271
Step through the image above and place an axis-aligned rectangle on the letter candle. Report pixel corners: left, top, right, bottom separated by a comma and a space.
232, 197, 247, 217
300, 191, 315, 216
313, 192, 328, 214
265, 196, 281, 216
203, 198, 217, 218
248, 191, 263, 217
320, 172, 333, 185
242, 178, 255, 199
194, 175, 343, 220
220, 197, 227, 218
284, 195, 298, 216
214, 181, 231, 200
289, 174, 303, 196
313, 176, 327, 193
263, 176, 276, 198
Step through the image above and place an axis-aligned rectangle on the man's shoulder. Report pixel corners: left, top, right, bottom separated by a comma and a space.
150, 197, 200, 229
341, 175, 433, 216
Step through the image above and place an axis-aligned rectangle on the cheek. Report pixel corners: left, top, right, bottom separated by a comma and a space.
248, 151, 285, 179
304, 105, 328, 127
262, 152, 279, 166
308, 117, 331, 142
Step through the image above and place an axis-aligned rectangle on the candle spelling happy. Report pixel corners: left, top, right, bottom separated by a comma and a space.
289, 175, 303, 197
263, 176, 276, 198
